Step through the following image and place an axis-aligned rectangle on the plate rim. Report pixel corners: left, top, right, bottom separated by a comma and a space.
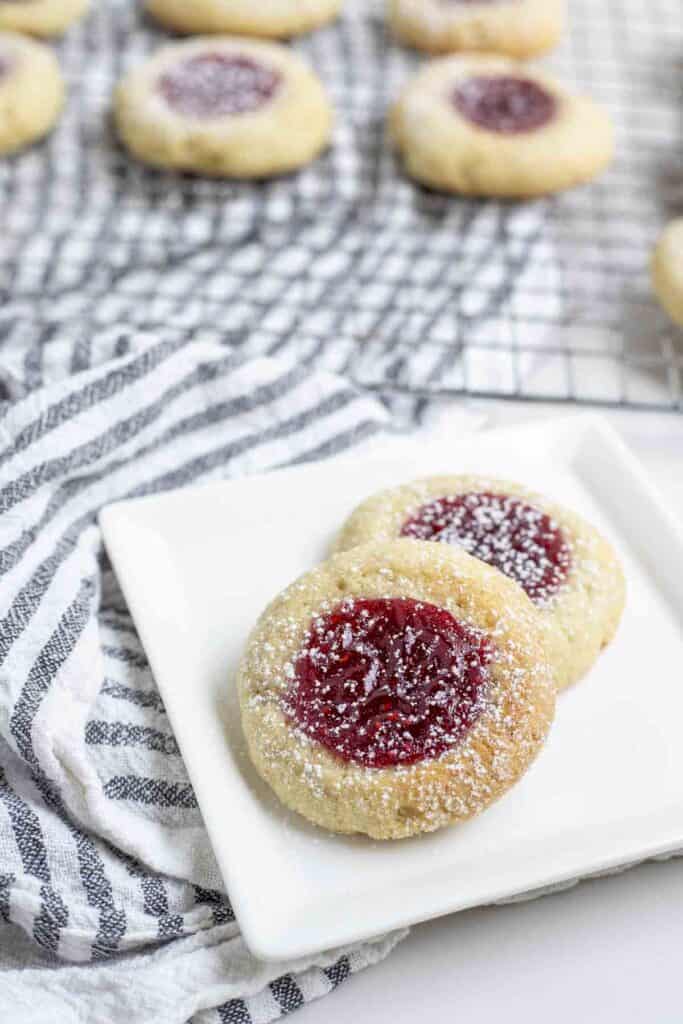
100, 412, 683, 961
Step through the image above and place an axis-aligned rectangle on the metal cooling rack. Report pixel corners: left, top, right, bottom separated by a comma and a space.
0, 0, 681, 410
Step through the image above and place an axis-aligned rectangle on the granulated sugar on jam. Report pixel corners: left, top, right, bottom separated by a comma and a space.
401, 492, 571, 603
283, 597, 492, 768
159, 54, 282, 119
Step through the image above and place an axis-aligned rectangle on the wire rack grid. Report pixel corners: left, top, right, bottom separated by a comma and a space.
0, 0, 681, 411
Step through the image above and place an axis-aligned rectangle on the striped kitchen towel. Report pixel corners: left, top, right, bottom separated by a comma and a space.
0, 336, 407, 1023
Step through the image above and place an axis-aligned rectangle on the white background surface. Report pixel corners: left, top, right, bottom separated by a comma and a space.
295, 400, 683, 1024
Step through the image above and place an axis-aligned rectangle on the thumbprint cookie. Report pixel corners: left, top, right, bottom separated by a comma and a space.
238, 540, 556, 839
391, 55, 613, 197
388, 0, 565, 59
146, 0, 342, 38
652, 220, 683, 327
333, 476, 626, 691
0, 0, 89, 37
115, 37, 333, 179
0, 33, 64, 156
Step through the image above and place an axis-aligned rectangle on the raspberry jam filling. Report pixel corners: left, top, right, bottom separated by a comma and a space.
401, 492, 571, 603
159, 54, 282, 118
283, 597, 492, 768
452, 75, 556, 133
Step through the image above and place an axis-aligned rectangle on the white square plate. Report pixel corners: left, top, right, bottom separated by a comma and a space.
100, 414, 683, 962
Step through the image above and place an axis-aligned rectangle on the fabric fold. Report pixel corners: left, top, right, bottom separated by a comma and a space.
0, 340, 400, 1022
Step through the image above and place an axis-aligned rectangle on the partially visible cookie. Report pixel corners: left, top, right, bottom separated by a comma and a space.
391, 55, 613, 198
238, 540, 556, 840
0, 33, 64, 156
333, 476, 626, 692
389, 0, 565, 58
146, 0, 342, 38
115, 37, 333, 179
0, 0, 89, 37
652, 219, 683, 327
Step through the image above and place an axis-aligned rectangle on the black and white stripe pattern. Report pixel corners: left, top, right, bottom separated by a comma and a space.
0, 338, 399, 1021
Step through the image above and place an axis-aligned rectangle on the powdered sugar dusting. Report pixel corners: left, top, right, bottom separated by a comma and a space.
159, 54, 282, 119
396, 0, 524, 35
239, 541, 556, 839
282, 597, 493, 768
401, 492, 571, 604
452, 75, 557, 134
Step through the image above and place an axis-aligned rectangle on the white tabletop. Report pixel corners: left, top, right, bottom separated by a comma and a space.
296, 401, 683, 1024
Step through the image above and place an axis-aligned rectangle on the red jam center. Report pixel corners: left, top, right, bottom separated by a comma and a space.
159, 54, 282, 119
453, 75, 556, 133
284, 598, 492, 768
401, 492, 571, 603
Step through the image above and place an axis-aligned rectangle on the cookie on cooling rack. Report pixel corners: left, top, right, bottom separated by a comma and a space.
146, 0, 342, 38
0, 0, 89, 36
388, 0, 565, 58
0, 33, 64, 156
238, 540, 556, 840
333, 476, 626, 692
115, 37, 333, 179
652, 219, 683, 327
391, 55, 613, 198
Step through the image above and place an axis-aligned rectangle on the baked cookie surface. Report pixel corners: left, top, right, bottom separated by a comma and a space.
0, 32, 64, 156
115, 37, 333, 179
652, 219, 683, 327
389, 0, 565, 58
238, 540, 556, 840
391, 55, 613, 197
333, 476, 626, 692
0, 0, 89, 36
146, 0, 342, 38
